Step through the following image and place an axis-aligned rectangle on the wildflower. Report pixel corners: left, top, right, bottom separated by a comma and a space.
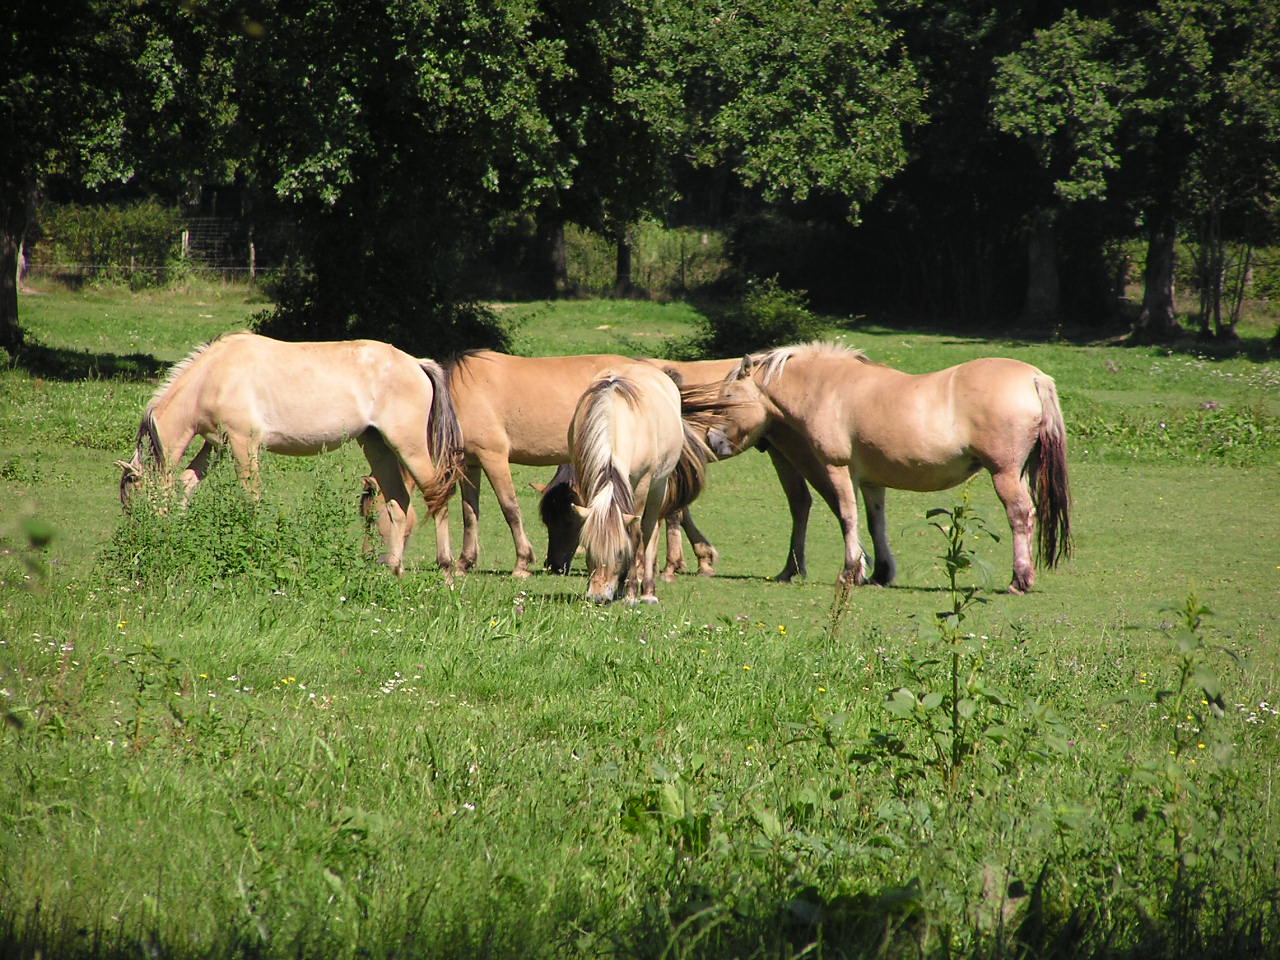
116, 620, 127, 630
742, 664, 752, 671
1198, 743, 1206, 750
778, 625, 786, 635
818, 686, 827, 693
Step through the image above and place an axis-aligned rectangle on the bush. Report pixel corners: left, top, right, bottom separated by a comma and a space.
33, 200, 183, 288
683, 276, 825, 358
99, 462, 390, 595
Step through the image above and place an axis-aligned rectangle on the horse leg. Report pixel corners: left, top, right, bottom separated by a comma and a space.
992, 468, 1036, 593
227, 432, 262, 498
680, 507, 719, 576
178, 440, 216, 505
823, 464, 869, 586
474, 453, 536, 578
860, 482, 896, 586
457, 462, 484, 573
660, 511, 686, 582
358, 435, 413, 575
635, 480, 664, 604
766, 446, 812, 581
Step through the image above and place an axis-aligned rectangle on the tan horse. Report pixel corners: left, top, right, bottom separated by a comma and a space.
708, 342, 1072, 593
117, 331, 464, 574
567, 362, 693, 603
440, 351, 637, 576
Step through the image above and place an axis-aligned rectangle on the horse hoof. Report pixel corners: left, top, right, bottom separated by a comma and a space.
512, 568, 533, 580
696, 564, 716, 577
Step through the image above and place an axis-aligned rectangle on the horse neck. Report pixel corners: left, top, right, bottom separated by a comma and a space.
143, 371, 202, 468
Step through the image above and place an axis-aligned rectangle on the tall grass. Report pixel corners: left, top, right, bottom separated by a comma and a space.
2, 289, 1279, 958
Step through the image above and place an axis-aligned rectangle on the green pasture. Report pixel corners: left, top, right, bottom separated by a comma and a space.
2, 283, 1279, 959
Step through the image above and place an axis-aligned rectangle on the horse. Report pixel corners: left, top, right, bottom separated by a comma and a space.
116, 331, 464, 575
567, 361, 701, 603
535, 357, 739, 579
438, 351, 637, 577
706, 342, 1072, 593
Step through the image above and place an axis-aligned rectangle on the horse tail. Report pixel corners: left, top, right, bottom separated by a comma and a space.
660, 420, 711, 516
1030, 375, 1072, 568
417, 359, 466, 516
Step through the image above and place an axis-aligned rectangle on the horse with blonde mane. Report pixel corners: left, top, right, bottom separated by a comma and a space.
567, 362, 697, 604
116, 332, 463, 574
707, 342, 1072, 593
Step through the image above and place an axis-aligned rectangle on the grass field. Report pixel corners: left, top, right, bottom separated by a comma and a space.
2, 282, 1279, 959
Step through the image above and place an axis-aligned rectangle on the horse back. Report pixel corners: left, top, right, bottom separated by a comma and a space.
449, 352, 635, 463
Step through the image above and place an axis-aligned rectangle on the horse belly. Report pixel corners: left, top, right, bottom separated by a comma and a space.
852, 441, 981, 492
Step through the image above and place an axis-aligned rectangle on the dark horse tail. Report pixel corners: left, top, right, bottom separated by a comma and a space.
659, 420, 712, 517
1030, 376, 1072, 568
418, 360, 466, 516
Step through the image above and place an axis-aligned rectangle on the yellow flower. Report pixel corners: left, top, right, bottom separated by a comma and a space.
116, 620, 127, 630
1198, 743, 1206, 750
742, 664, 752, 671
818, 686, 827, 692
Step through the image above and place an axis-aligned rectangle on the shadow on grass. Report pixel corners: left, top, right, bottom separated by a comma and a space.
837, 309, 1279, 363
8, 340, 167, 383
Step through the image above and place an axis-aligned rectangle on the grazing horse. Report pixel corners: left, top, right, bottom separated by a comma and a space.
440, 351, 636, 577
708, 342, 1072, 593
537, 357, 739, 579
116, 332, 463, 574
568, 362, 697, 604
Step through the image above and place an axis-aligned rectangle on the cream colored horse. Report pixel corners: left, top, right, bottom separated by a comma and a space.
117, 332, 464, 574
568, 362, 688, 604
709, 342, 1072, 593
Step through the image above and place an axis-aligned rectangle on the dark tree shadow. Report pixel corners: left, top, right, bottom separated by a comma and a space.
8, 341, 167, 382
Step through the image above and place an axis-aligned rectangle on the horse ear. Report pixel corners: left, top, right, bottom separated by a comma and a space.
623, 513, 641, 533
572, 503, 590, 519
529, 482, 547, 494
737, 355, 754, 379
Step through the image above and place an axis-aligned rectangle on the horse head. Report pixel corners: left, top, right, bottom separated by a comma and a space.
116, 458, 144, 507
706, 373, 771, 459
536, 464, 584, 574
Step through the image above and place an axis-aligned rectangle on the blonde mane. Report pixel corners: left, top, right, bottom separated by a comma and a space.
147, 331, 252, 410
574, 376, 641, 575
731, 341, 870, 384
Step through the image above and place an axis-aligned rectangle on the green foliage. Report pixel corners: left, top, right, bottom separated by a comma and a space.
99, 461, 391, 595
625, 0, 925, 216
564, 222, 730, 297
33, 201, 183, 288
992, 12, 1139, 203
675, 277, 824, 359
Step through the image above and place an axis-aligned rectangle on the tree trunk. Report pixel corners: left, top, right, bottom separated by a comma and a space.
1021, 207, 1061, 331
613, 222, 633, 297
535, 209, 569, 298
0, 173, 34, 353
1132, 212, 1182, 342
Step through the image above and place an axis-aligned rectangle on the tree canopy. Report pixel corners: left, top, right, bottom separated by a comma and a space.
3, 0, 1277, 351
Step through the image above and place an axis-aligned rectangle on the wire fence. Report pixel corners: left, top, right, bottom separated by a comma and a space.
24, 216, 297, 283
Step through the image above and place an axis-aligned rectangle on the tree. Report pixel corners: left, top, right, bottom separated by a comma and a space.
992, 10, 1140, 328
1, 0, 243, 352
1116, 0, 1280, 341
623, 0, 925, 221
229, 0, 575, 352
